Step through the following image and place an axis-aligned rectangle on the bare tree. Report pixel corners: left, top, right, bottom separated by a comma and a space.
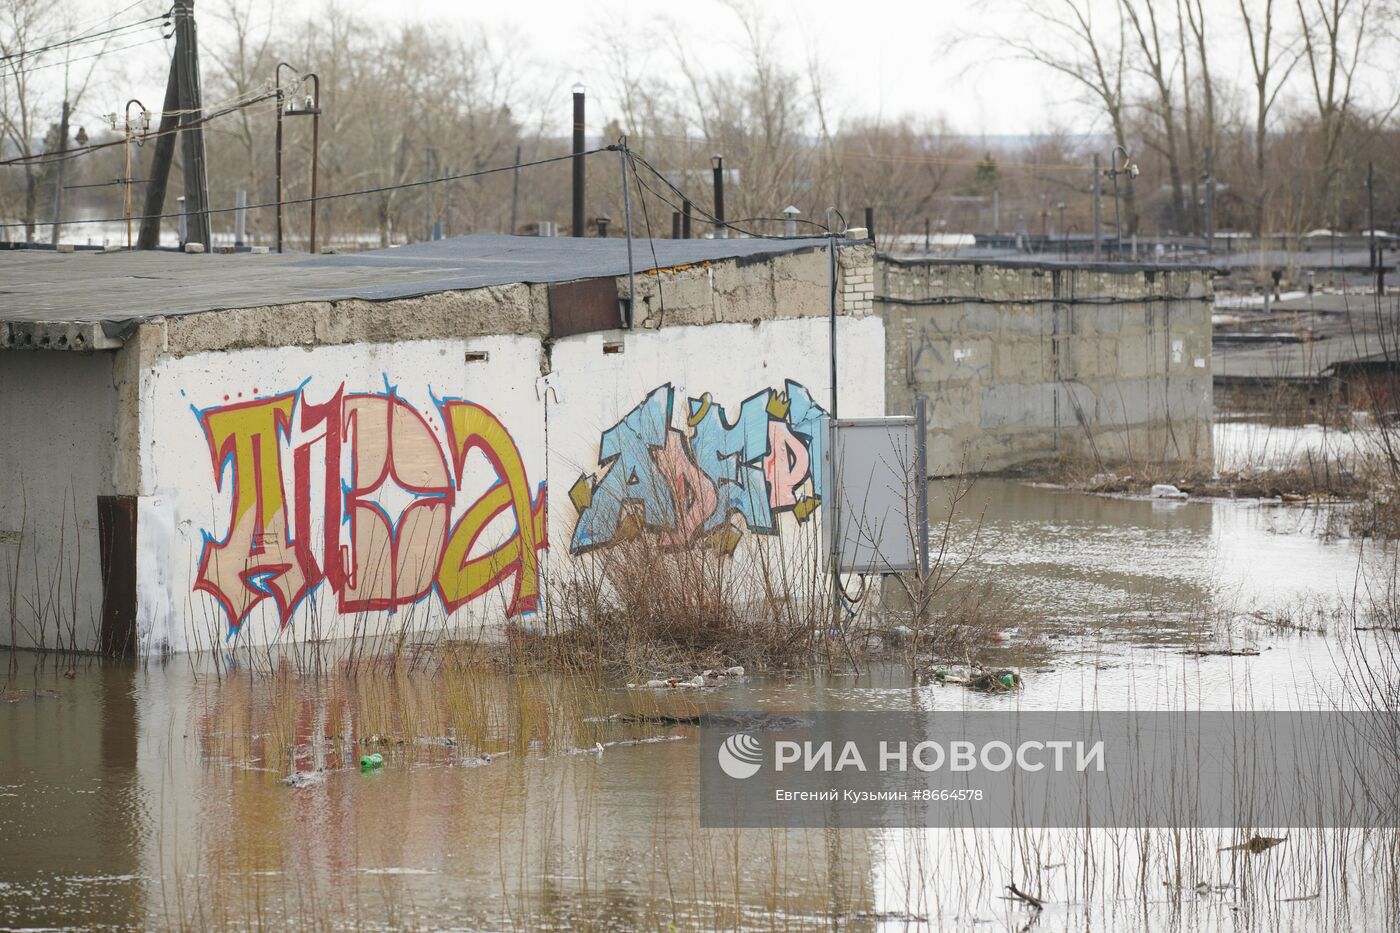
1238, 0, 1297, 234
1178, 0, 1216, 234
1294, 0, 1382, 222
0, 0, 108, 241
1121, 0, 1187, 232
998, 0, 1140, 234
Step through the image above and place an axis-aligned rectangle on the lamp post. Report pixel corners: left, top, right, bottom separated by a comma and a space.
275, 63, 322, 253
113, 99, 152, 249
1103, 145, 1138, 260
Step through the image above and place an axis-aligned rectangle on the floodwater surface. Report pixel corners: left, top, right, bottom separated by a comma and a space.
3, 480, 1397, 931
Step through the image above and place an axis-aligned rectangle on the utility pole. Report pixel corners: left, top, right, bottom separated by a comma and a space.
173, 0, 211, 249
1203, 147, 1215, 255
1091, 155, 1102, 261
136, 47, 181, 249
48, 100, 71, 246
571, 84, 585, 237
138, 1, 210, 250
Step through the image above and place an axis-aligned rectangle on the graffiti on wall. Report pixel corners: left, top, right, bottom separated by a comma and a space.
568, 380, 827, 554
195, 382, 546, 634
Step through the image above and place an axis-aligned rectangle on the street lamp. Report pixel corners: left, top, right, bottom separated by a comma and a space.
1103, 145, 1138, 259
119, 99, 151, 248
274, 63, 323, 253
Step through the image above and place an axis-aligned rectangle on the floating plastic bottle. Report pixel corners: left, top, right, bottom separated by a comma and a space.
359, 753, 384, 770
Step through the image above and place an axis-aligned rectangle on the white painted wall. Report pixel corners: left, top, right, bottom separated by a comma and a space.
134, 315, 886, 654
138, 336, 545, 654
0, 352, 118, 651
546, 316, 886, 594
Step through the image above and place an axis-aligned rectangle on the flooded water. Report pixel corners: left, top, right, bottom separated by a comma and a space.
4, 480, 1398, 931
1213, 419, 1368, 473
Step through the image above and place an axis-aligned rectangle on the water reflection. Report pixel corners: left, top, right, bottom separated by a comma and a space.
937, 478, 1372, 621
1, 661, 143, 930
1, 481, 1395, 930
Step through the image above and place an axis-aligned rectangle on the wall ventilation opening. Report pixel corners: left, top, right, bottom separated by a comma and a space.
602, 341, 624, 355
464, 350, 490, 363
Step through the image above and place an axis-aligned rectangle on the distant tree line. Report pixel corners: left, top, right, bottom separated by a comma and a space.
2, 0, 1398, 250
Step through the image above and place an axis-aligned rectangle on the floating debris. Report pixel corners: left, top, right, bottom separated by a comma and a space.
279, 770, 326, 789
1220, 834, 1288, 854
629, 666, 747, 689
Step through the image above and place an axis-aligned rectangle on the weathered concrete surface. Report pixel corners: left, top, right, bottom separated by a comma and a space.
878, 257, 1213, 475
1, 239, 879, 653
0, 351, 119, 651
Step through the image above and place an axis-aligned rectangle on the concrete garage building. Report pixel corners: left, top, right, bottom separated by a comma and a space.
876, 256, 1214, 476
0, 235, 882, 656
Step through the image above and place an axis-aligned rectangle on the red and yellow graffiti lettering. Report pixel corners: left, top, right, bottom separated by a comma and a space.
195, 386, 545, 634
436, 401, 547, 617
195, 394, 317, 631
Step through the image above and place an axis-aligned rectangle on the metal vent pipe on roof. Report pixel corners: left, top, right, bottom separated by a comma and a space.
572, 84, 586, 238
711, 156, 726, 239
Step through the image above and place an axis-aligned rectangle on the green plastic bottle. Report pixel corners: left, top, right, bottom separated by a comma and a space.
359, 753, 384, 770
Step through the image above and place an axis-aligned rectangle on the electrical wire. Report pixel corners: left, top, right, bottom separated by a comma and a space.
608, 127, 1095, 174
1, 147, 610, 231
0, 91, 275, 168
624, 145, 666, 327
11, 0, 152, 56
0, 11, 170, 65
625, 148, 836, 239
3, 35, 167, 78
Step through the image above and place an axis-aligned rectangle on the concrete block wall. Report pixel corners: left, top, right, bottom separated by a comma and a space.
5, 243, 878, 655
878, 258, 1213, 476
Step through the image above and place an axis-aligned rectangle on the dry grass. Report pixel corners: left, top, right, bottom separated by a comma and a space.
536, 529, 844, 679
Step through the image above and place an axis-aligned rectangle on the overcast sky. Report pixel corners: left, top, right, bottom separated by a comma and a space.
48, 0, 1390, 142
51, 0, 1076, 137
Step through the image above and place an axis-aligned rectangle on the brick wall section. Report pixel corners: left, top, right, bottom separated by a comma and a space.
877, 257, 1214, 476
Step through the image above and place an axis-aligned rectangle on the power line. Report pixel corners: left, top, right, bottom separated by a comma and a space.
3, 35, 167, 79
0, 11, 170, 65
1, 147, 610, 232
625, 148, 835, 238
0, 90, 274, 168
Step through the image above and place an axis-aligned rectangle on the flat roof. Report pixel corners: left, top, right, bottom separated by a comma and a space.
0, 233, 840, 336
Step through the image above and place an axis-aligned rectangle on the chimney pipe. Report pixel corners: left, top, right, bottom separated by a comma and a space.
711, 155, 726, 238
571, 84, 586, 237
682, 199, 692, 239
782, 205, 801, 237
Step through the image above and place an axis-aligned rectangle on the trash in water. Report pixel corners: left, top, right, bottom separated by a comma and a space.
359, 753, 384, 771
279, 770, 326, 788
969, 669, 1022, 692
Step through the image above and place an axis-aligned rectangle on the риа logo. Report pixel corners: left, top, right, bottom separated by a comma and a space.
718, 733, 764, 779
